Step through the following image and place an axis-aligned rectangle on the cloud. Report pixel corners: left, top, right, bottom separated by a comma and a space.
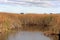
0, 0, 60, 7
40, 0, 60, 1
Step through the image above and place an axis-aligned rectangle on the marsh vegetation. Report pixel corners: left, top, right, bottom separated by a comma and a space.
0, 12, 60, 40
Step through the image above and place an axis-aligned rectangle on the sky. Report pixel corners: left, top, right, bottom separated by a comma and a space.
0, 0, 60, 14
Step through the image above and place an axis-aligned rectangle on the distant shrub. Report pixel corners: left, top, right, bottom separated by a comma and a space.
20, 13, 24, 14
50, 13, 53, 14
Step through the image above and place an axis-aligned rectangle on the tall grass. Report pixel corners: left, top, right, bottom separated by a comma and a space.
0, 13, 60, 40
0, 13, 60, 33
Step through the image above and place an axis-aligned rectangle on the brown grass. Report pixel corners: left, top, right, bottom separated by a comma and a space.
0, 12, 60, 32
0, 12, 60, 40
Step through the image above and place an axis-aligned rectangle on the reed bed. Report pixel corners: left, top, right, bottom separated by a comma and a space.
0, 12, 60, 40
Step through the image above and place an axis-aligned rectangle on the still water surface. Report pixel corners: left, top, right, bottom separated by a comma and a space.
0, 31, 51, 40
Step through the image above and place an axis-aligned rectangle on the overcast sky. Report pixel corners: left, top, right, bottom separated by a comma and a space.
0, 0, 60, 13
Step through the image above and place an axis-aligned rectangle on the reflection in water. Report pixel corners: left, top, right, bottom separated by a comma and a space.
0, 32, 8, 40
0, 31, 51, 40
